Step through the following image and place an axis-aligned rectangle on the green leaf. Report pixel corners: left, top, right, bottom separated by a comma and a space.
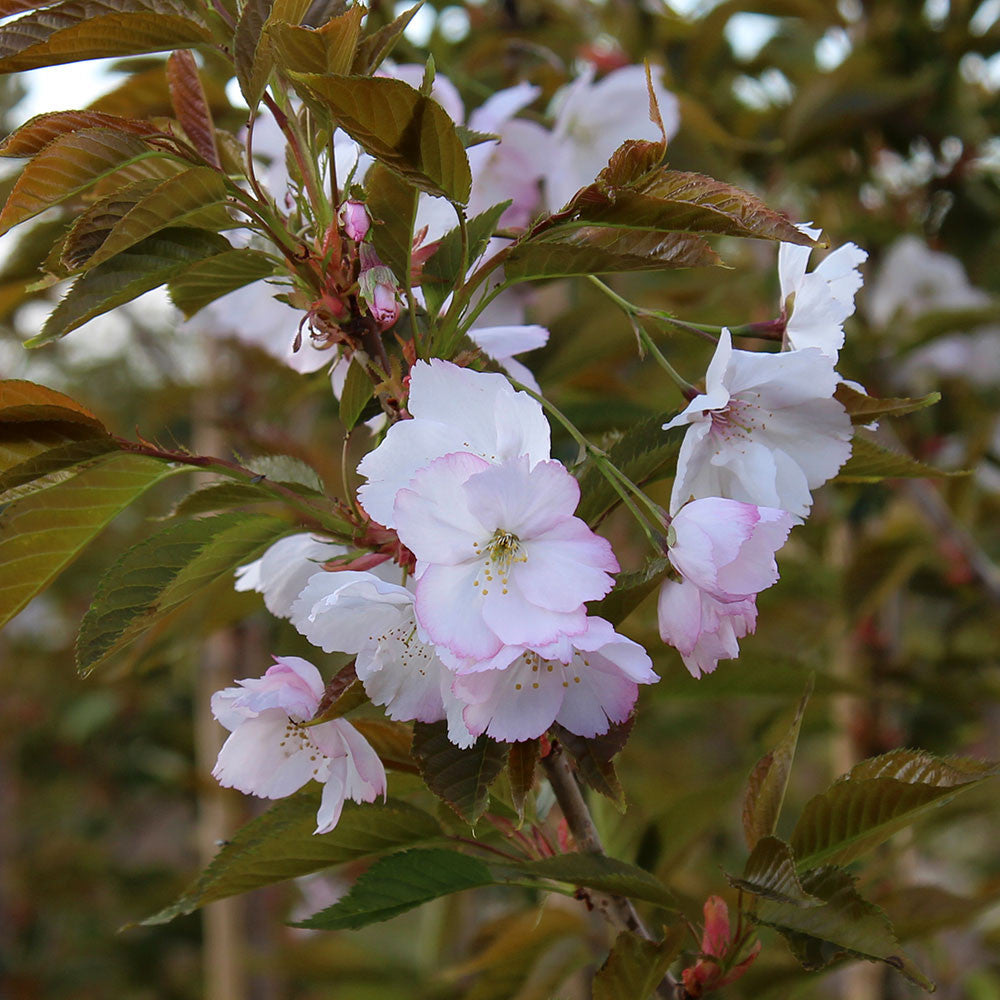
506, 738, 539, 823
575, 414, 682, 524
0, 0, 211, 74
790, 749, 999, 869
570, 168, 815, 244
289, 73, 471, 203
243, 454, 324, 493
755, 865, 933, 991
351, 0, 424, 75
31, 228, 231, 345
0, 452, 178, 629
268, 3, 364, 75
412, 720, 508, 825
834, 385, 940, 425
421, 199, 509, 317
742, 678, 812, 850
166, 247, 276, 318
0, 109, 160, 158
0, 378, 107, 429
143, 795, 444, 925
67, 167, 229, 270
76, 512, 293, 676
0, 436, 119, 502
592, 928, 686, 1000
0, 127, 170, 237
727, 836, 823, 906
297, 847, 494, 930
498, 852, 675, 908
837, 435, 964, 482
590, 557, 671, 626
166, 481, 284, 518
364, 161, 417, 285
0, 420, 108, 477
505, 227, 716, 280
338, 359, 375, 431
552, 720, 632, 809
234, 0, 312, 108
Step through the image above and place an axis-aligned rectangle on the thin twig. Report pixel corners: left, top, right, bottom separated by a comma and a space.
541, 743, 679, 998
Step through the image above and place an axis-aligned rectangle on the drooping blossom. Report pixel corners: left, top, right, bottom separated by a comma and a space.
544, 63, 680, 211
235, 533, 345, 618
657, 579, 757, 679
664, 329, 852, 518
778, 223, 868, 357
356, 359, 550, 528
468, 324, 549, 392
452, 618, 657, 742
211, 656, 386, 834
394, 452, 618, 662
358, 244, 400, 328
290, 570, 475, 748
667, 498, 795, 602
341, 200, 370, 242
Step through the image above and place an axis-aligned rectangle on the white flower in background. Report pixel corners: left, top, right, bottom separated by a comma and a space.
356, 359, 551, 528
664, 330, 852, 518
235, 533, 346, 618
667, 497, 795, 601
211, 656, 386, 834
466, 82, 550, 229
901, 327, 1000, 388
394, 452, 619, 662
468, 324, 549, 392
657, 580, 757, 679
865, 235, 989, 329
544, 63, 680, 211
778, 223, 868, 357
290, 570, 475, 748
452, 618, 657, 742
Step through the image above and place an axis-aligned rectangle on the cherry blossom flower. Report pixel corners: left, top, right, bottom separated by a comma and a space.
356, 359, 551, 528
664, 330, 852, 518
290, 570, 475, 748
211, 656, 386, 834
657, 579, 758, 678
544, 63, 680, 211
452, 618, 657, 742
235, 533, 345, 618
865, 235, 988, 329
468, 324, 549, 392
394, 452, 619, 662
778, 223, 867, 357
466, 82, 549, 229
667, 498, 795, 602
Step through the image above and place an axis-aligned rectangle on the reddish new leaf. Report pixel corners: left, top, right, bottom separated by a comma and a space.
166, 49, 219, 167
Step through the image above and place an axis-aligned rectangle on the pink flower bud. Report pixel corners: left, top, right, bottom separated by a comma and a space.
359, 244, 400, 329
341, 200, 370, 242
372, 281, 400, 326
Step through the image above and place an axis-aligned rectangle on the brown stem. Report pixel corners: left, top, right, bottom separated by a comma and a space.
541, 743, 679, 998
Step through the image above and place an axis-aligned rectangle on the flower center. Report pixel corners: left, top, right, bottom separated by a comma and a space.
708, 393, 771, 443
487, 529, 523, 573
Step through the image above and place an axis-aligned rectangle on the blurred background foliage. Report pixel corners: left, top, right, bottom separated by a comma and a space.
1, 0, 999, 997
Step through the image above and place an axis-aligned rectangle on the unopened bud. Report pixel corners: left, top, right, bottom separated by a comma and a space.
341, 200, 370, 242
359, 244, 400, 328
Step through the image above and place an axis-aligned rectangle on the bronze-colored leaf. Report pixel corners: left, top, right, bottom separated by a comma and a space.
0, 109, 160, 158
269, 3, 363, 75
166, 49, 219, 167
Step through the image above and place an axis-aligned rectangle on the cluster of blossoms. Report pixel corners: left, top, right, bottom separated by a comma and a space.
209, 67, 869, 834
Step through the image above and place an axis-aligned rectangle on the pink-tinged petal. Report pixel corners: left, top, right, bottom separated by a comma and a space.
462, 457, 580, 538
456, 654, 566, 742
572, 618, 660, 684
356, 419, 475, 528
414, 562, 503, 661
291, 570, 413, 653
212, 711, 318, 798
514, 522, 618, 612
315, 764, 347, 834
333, 719, 388, 798
234, 533, 345, 618
481, 579, 588, 648
220, 657, 324, 721
669, 499, 760, 595
394, 452, 491, 563
555, 654, 638, 737
657, 578, 703, 655
714, 507, 794, 596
